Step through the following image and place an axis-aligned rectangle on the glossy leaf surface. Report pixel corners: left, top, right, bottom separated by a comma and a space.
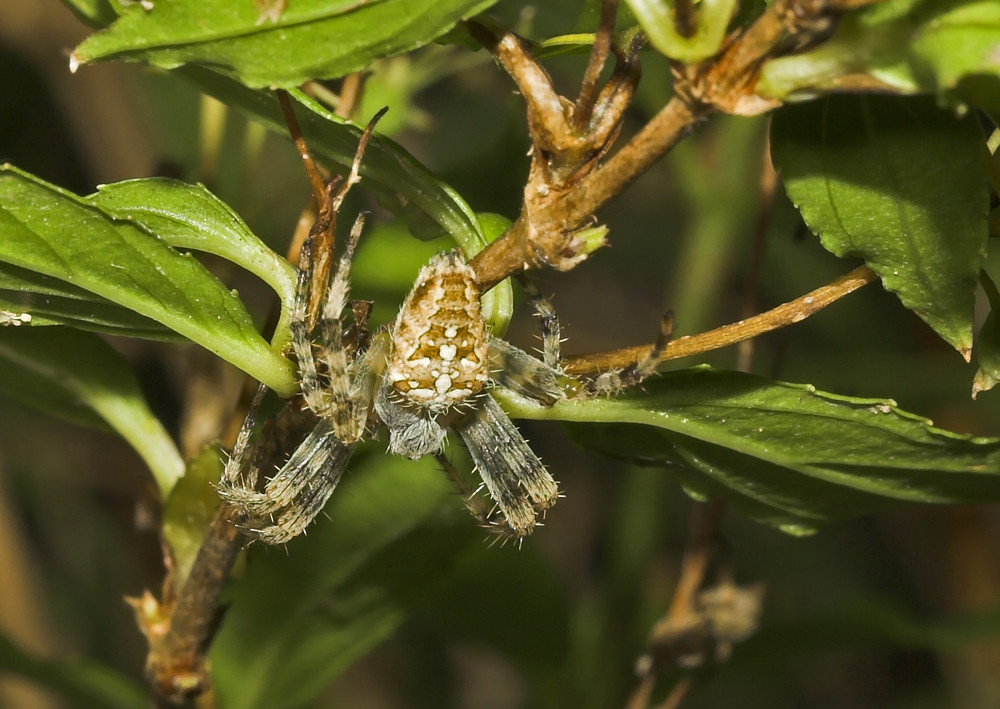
0, 166, 296, 394
503, 368, 1000, 534
771, 95, 988, 358
72, 0, 499, 88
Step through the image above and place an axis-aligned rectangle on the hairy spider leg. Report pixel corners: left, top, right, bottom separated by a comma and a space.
455, 393, 559, 538
316, 214, 371, 442
219, 383, 269, 497
217, 398, 357, 543
488, 337, 575, 407
515, 275, 562, 368
250, 422, 355, 544
592, 310, 674, 395
290, 233, 332, 420
433, 451, 520, 542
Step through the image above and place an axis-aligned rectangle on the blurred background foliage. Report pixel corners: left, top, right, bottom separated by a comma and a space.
2, 1, 1000, 708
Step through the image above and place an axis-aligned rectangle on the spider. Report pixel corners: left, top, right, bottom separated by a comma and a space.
218, 110, 670, 545
218, 232, 577, 542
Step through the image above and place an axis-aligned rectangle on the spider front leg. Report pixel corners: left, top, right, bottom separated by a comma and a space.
219, 211, 375, 545
489, 280, 582, 406
316, 213, 372, 442
591, 311, 674, 396
516, 275, 562, 368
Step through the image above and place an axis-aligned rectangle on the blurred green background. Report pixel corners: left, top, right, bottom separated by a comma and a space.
2, 1, 1000, 707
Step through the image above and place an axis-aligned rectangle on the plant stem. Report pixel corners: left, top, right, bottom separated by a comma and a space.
563, 265, 877, 375
574, 0, 619, 129
472, 0, 860, 289
146, 504, 243, 700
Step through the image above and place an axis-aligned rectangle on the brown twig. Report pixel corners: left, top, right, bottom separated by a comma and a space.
472, 0, 862, 290
564, 265, 877, 376
277, 90, 326, 205
668, 500, 727, 620
625, 499, 726, 709
145, 504, 244, 700
574, 0, 619, 130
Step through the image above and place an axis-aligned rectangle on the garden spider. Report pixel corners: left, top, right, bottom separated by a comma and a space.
218, 108, 670, 545
218, 230, 572, 542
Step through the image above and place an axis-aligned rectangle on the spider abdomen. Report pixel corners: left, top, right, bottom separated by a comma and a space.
386, 251, 490, 412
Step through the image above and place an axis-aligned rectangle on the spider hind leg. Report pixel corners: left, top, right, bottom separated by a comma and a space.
455, 393, 559, 538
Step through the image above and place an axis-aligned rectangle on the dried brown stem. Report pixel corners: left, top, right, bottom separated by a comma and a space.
146, 504, 244, 700
278, 89, 326, 206
472, 0, 862, 290
574, 0, 619, 130
564, 265, 877, 376
472, 96, 700, 288
668, 500, 727, 620
625, 500, 725, 709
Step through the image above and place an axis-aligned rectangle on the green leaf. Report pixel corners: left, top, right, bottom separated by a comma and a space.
71, 0, 500, 89
770, 95, 988, 358
625, 0, 738, 63
162, 444, 225, 589
0, 327, 184, 497
0, 165, 296, 394
87, 177, 297, 346
183, 73, 484, 250
211, 448, 469, 709
0, 260, 175, 338
0, 630, 146, 709
758, 0, 1000, 102
88, 178, 296, 306
500, 368, 1000, 534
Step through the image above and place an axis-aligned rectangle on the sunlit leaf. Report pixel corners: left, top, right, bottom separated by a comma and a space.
0, 326, 184, 496
759, 0, 1000, 102
87, 177, 297, 347
71, 0, 500, 89
771, 95, 988, 358
0, 165, 296, 394
502, 367, 1000, 534
88, 178, 296, 307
